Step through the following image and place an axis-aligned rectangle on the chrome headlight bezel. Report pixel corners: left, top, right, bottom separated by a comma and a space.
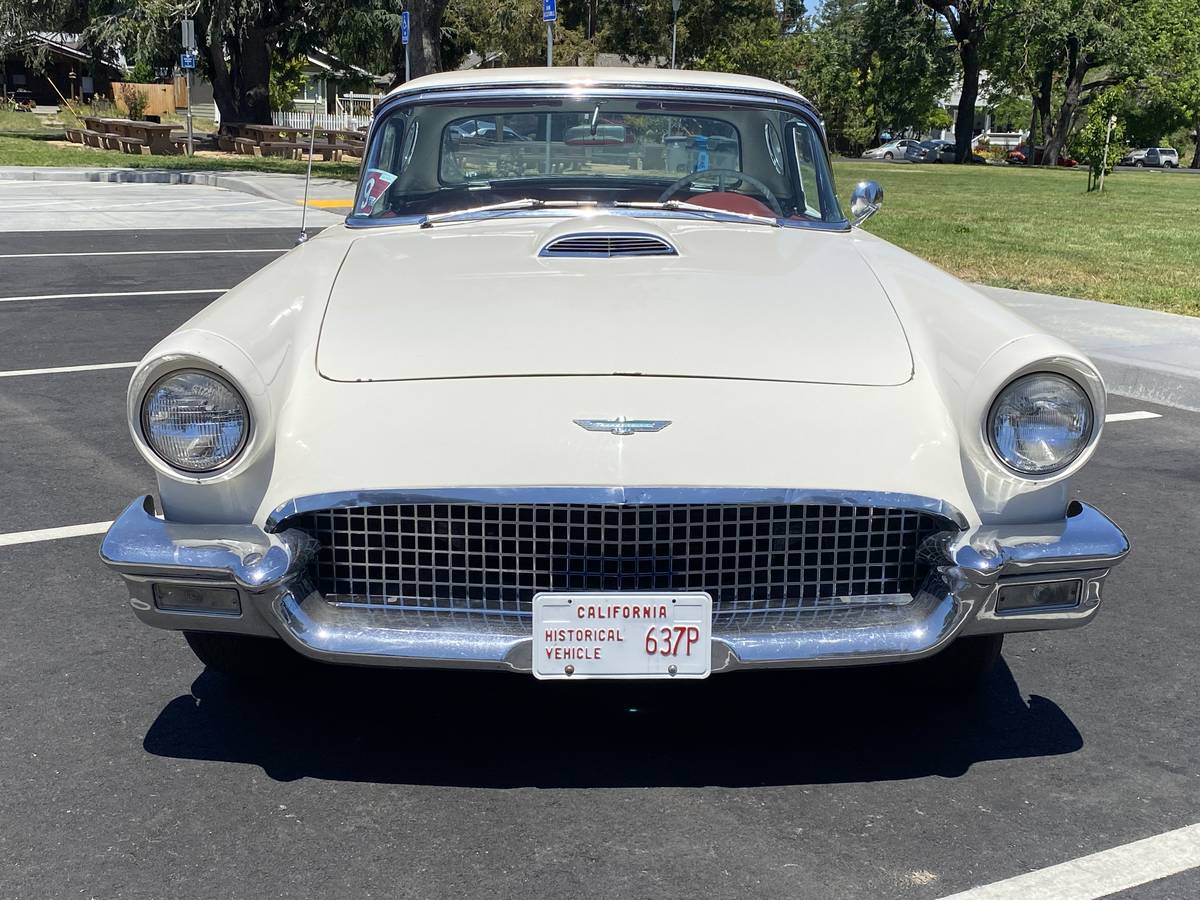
139, 368, 252, 475
985, 371, 1095, 477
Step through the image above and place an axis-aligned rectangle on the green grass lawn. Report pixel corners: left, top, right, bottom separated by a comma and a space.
837, 160, 1200, 316
0, 134, 360, 181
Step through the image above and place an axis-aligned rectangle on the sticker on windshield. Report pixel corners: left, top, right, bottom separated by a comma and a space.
358, 169, 398, 215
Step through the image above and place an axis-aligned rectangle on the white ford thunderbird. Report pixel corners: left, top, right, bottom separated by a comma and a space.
101, 68, 1128, 691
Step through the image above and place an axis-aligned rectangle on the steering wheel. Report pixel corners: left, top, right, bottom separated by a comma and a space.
658, 168, 784, 217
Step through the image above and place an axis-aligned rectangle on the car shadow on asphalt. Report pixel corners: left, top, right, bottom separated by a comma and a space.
142, 655, 1083, 787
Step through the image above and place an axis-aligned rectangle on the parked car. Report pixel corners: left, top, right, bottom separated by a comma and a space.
1006, 144, 1079, 167
863, 138, 919, 160
905, 139, 956, 163
905, 140, 987, 164
100, 67, 1128, 693
1128, 147, 1179, 168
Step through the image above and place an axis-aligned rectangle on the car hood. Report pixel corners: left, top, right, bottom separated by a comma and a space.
316, 215, 913, 385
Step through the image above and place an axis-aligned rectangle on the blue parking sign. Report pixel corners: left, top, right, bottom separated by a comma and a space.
179, 52, 196, 70
401, 11, 410, 45
543, 0, 557, 21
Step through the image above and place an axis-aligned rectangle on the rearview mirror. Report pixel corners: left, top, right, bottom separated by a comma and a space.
850, 180, 883, 226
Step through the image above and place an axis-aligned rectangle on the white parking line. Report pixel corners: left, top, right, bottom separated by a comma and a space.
0, 361, 137, 379
0, 249, 287, 259
0, 520, 112, 548
939, 821, 1200, 900
1105, 410, 1163, 423
0, 288, 227, 304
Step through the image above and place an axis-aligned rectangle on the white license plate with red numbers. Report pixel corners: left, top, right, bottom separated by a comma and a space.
532, 592, 712, 680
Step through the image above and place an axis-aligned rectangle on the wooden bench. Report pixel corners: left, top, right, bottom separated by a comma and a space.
232, 137, 260, 156
117, 136, 149, 155
81, 130, 104, 148
64, 127, 84, 143
101, 133, 124, 151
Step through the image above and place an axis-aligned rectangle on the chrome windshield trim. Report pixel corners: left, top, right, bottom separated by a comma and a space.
346, 85, 849, 234
265, 487, 969, 532
345, 206, 851, 233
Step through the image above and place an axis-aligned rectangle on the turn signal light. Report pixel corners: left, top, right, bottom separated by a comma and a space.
995, 579, 1081, 614
153, 584, 242, 615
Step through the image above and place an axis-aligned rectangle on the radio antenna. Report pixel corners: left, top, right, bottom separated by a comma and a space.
296, 100, 320, 244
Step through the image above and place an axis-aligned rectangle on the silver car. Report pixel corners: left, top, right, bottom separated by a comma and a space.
863, 138, 920, 161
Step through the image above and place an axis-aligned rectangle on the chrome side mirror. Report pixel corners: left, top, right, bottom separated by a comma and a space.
850, 180, 883, 226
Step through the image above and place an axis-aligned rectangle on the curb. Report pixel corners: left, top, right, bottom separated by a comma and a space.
1088, 355, 1200, 413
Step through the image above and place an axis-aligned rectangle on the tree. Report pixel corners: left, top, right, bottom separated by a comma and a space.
988, 0, 1155, 164
1069, 87, 1125, 189
1139, 0, 1200, 167
921, 0, 1003, 163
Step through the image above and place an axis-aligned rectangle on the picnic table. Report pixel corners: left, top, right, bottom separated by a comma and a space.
96, 118, 179, 155
231, 123, 366, 161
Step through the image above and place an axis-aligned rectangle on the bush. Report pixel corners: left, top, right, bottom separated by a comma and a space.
1070, 88, 1126, 191
118, 83, 149, 121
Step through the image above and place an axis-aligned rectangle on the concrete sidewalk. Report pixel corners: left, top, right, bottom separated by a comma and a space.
981, 286, 1200, 411
0, 166, 355, 213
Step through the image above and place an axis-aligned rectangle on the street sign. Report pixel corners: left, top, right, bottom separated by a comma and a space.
181, 19, 195, 51
401, 11, 410, 45
180, 52, 196, 70
543, 0, 557, 22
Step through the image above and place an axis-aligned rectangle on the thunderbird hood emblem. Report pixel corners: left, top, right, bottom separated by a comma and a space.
574, 417, 672, 435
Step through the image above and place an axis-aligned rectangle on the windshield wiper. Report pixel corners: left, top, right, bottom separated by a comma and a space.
418, 198, 595, 228
612, 200, 781, 228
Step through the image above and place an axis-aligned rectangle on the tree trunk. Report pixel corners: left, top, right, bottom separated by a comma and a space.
954, 38, 980, 163
237, 26, 272, 124
1043, 38, 1085, 166
1033, 65, 1053, 148
197, 14, 237, 124
400, 0, 449, 83
1191, 114, 1200, 169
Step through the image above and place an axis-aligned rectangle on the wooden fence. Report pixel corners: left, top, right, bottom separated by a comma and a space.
111, 82, 178, 118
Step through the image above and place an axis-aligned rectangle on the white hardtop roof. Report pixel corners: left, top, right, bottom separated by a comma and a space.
387, 66, 813, 107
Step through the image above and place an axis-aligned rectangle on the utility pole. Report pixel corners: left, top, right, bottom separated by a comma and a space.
180, 19, 195, 157
671, 0, 682, 69
1098, 114, 1117, 192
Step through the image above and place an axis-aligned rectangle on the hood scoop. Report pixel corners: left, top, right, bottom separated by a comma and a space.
539, 232, 677, 258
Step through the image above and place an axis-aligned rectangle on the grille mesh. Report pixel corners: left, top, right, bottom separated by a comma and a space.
540, 234, 676, 257
284, 503, 952, 624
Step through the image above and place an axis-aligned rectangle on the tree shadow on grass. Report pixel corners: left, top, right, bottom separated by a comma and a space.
143, 653, 1082, 788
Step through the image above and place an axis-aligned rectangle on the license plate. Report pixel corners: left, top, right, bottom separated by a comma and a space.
532, 592, 712, 680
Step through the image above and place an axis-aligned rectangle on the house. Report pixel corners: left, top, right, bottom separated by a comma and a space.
1, 32, 123, 106
293, 49, 385, 114
932, 73, 1024, 149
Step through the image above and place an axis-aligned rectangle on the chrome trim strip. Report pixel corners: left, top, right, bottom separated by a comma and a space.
345, 207, 852, 233
100, 495, 315, 591
264, 487, 971, 532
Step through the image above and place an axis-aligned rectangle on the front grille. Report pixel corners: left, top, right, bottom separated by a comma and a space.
282, 503, 954, 624
539, 233, 677, 258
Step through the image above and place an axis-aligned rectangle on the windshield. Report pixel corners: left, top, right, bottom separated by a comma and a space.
352, 92, 844, 225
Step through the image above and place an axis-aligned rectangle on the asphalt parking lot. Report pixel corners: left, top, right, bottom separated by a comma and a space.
1, 182, 1198, 899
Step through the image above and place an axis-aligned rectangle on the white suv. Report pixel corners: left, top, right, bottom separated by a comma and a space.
1134, 147, 1180, 168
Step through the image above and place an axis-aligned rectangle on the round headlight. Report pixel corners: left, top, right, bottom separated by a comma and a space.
141, 370, 249, 473
988, 373, 1093, 475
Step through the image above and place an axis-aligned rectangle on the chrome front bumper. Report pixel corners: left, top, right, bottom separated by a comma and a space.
100, 495, 1129, 673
